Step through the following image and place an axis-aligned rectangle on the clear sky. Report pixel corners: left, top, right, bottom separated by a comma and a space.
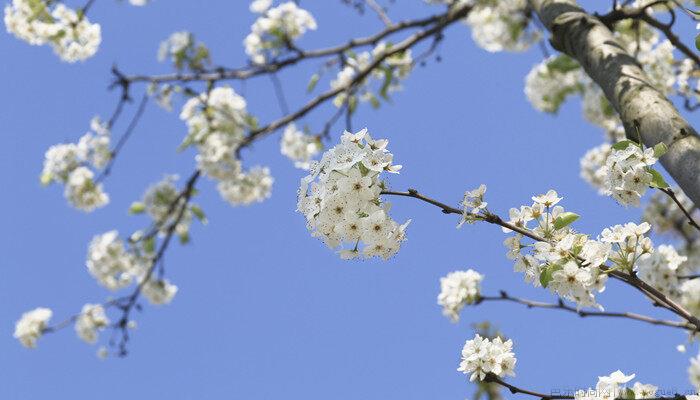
1, 1, 698, 399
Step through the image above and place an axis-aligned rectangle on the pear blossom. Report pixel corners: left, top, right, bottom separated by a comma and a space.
457, 334, 516, 382
297, 129, 409, 260
580, 144, 612, 194
464, 0, 539, 53
75, 304, 109, 344
14, 307, 53, 348
86, 231, 137, 290
524, 55, 582, 113
599, 143, 659, 207
141, 278, 178, 305
244, 2, 317, 64
5, 0, 101, 62
437, 269, 484, 322
217, 166, 274, 206
64, 167, 109, 212
458, 184, 487, 227
574, 370, 647, 400
280, 124, 322, 169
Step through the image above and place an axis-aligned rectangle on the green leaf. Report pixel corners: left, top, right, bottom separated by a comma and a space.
379, 68, 393, 100
612, 140, 640, 151
347, 95, 358, 115
540, 268, 554, 288
357, 162, 370, 176
306, 73, 320, 93
178, 231, 190, 244
143, 237, 155, 253
622, 388, 636, 399
652, 142, 668, 158
553, 212, 580, 230
190, 204, 207, 224
648, 168, 669, 189
696, 33, 700, 51
128, 202, 146, 215
546, 55, 580, 73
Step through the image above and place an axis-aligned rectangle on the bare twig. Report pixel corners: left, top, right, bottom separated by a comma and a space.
659, 187, 700, 233
477, 291, 694, 330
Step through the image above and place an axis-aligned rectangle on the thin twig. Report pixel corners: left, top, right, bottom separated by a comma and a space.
659, 187, 700, 233
477, 291, 694, 330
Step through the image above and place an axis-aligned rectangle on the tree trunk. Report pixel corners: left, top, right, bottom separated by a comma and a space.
531, 0, 700, 206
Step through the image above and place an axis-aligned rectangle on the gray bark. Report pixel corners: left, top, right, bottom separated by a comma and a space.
531, 0, 700, 206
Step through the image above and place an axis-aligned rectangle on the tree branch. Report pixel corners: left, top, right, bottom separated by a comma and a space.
531, 0, 700, 206
477, 291, 695, 330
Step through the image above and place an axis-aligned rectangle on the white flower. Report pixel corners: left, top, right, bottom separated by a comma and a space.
14, 307, 52, 348
141, 278, 178, 305
64, 167, 109, 212
437, 269, 484, 322
250, 0, 272, 13
297, 128, 408, 260
86, 231, 136, 290
458, 184, 487, 227
129, 0, 149, 6
41, 143, 84, 185
632, 382, 658, 399
690, 353, 700, 392
681, 279, 700, 318
141, 175, 193, 236
75, 304, 109, 344
457, 334, 516, 382
280, 124, 321, 169
575, 370, 640, 400
532, 189, 562, 207
637, 244, 687, 296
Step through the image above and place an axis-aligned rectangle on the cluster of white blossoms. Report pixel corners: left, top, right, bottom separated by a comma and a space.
457, 334, 516, 382
437, 269, 484, 322
503, 190, 610, 309
598, 141, 664, 207
4, 0, 101, 62
297, 129, 408, 260
575, 371, 658, 400
524, 55, 582, 113
41, 117, 111, 212
13, 307, 52, 348
599, 222, 653, 271
280, 124, 322, 169
330, 41, 413, 108
244, 1, 317, 64
463, 0, 539, 53
179, 86, 273, 206
86, 230, 179, 305
158, 31, 210, 71
87, 230, 139, 291
75, 304, 110, 344
636, 244, 687, 297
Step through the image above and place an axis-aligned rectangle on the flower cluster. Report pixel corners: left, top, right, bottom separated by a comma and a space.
41, 117, 111, 212
75, 304, 110, 344
5, 0, 101, 62
244, 1, 317, 64
690, 353, 700, 393
330, 41, 413, 108
179, 86, 273, 206
463, 0, 539, 53
13, 307, 52, 348
86, 229, 179, 305
636, 244, 687, 296
599, 222, 654, 271
598, 142, 662, 207
437, 269, 484, 322
524, 55, 582, 113
280, 124, 322, 169
297, 129, 408, 260
575, 371, 657, 400
457, 334, 516, 382
158, 31, 210, 71
503, 190, 610, 309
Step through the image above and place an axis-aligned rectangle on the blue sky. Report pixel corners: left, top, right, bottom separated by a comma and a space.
1, 1, 698, 399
